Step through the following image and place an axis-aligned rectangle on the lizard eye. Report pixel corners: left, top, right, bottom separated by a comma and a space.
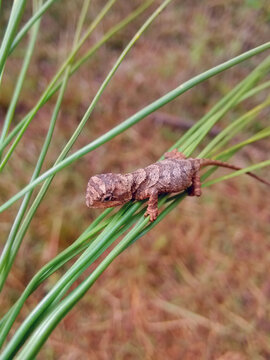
103, 194, 112, 202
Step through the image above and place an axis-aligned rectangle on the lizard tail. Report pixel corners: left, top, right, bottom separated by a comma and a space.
199, 159, 270, 186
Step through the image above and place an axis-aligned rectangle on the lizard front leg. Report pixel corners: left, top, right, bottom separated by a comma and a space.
144, 189, 159, 222
187, 171, 201, 197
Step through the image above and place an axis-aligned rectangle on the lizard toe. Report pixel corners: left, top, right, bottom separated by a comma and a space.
144, 209, 158, 222
194, 189, 201, 196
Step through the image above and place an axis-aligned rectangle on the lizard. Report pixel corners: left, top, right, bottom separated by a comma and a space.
86, 149, 270, 222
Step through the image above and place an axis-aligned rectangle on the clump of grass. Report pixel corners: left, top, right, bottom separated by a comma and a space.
0, 1, 269, 358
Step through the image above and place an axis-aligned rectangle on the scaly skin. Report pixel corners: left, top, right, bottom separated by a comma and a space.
86, 149, 270, 221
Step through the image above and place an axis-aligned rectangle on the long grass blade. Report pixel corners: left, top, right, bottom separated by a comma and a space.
0, 0, 173, 289
0, 43, 269, 212
0, 0, 117, 170
200, 96, 270, 157
213, 127, 270, 159
0, 0, 92, 292
203, 160, 270, 187
0, 0, 27, 82
0, 0, 41, 151
9, 0, 60, 54
0, 0, 155, 153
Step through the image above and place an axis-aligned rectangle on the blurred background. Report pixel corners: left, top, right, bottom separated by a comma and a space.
0, 1, 270, 359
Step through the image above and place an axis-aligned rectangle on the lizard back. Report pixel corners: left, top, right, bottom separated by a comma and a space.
133, 158, 196, 199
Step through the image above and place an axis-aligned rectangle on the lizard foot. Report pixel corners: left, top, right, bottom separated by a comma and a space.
194, 188, 201, 197
144, 208, 159, 222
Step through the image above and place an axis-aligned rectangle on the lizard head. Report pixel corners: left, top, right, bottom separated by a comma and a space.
86, 173, 133, 209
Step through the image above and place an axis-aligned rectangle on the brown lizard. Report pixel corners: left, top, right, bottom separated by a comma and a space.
86, 149, 270, 222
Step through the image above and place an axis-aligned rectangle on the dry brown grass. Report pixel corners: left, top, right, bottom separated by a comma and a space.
0, 1, 270, 359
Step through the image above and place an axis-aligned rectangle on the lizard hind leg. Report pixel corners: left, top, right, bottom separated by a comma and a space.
144, 189, 159, 222
164, 149, 186, 160
187, 171, 201, 197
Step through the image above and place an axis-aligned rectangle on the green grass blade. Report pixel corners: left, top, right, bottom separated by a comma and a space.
70, 0, 155, 79
0, 45, 268, 310
0, 0, 154, 153
1, 42, 269, 213
1, 3, 270, 359
0, 0, 41, 151
0, 3, 173, 352
0, 0, 92, 293
0, 0, 117, 170
182, 59, 270, 157
203, 160, 270, 187
166, 55, 270, 153
200, 97, 270, 158
2, 58, 270, 358
0, 0, 27, 81
14, 217, 148, 360
0, 70, 70, 292
239, 80, 270, 102
0, 0, 173, 286
213, 127, 270, 159
9, 0, 60, 55
2, 88, 270, 358
0, 209, 114, 348
0, 203, 141, 359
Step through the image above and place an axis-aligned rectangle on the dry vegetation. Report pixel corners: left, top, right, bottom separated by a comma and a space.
0, 1, 270, 359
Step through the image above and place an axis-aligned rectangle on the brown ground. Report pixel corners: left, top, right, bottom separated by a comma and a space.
0, 1, 270, 359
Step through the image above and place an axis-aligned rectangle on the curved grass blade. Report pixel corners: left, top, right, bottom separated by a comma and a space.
2, 89, 270, 357
203, 160, 270, 187
13, 217, 148, 360
0, 0, 173, 289
0, 70, 70, 291
213, 127, 270, 159
9, 0, 60, 55
0, 0, 92, 292
0, 0, 155, 152
0, 0, 41, 152
0, 0, 173, 353
0, 43, 269, 213
0, 203, 141, 359
0, 0, 117, 170
200, 96, 270, 158
0, 0, 27, 82
0, 208, 115, 348
2, 86, 270, 358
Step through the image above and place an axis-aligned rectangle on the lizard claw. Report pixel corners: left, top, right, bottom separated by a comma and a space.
144, 208, 158, 222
